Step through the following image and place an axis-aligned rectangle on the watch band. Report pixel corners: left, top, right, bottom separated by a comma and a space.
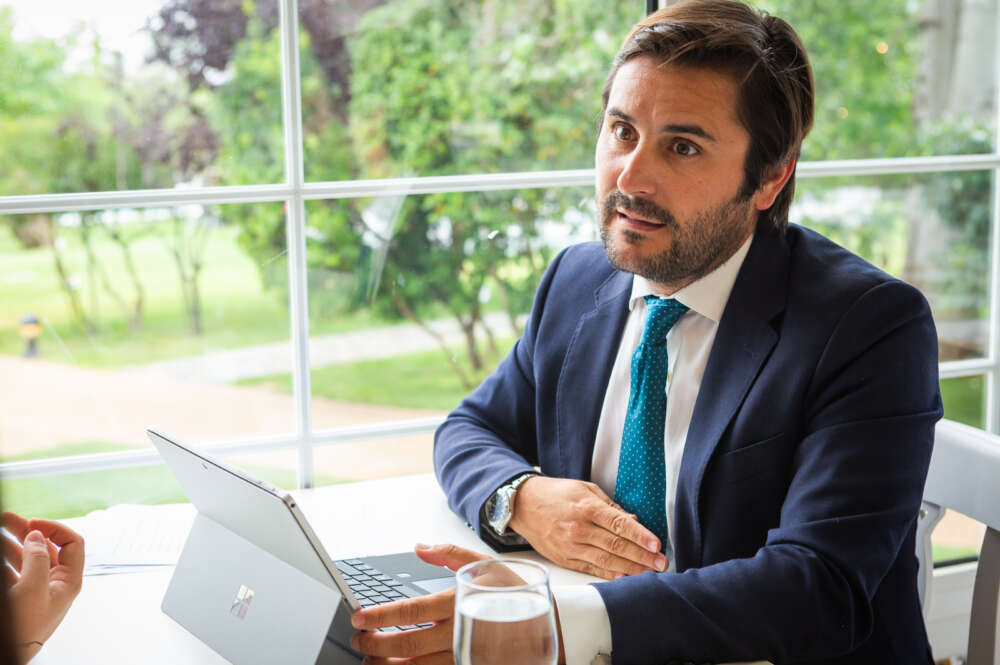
487, 472, 536, 536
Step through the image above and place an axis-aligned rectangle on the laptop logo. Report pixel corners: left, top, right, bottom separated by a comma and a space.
230, 585, 254, 619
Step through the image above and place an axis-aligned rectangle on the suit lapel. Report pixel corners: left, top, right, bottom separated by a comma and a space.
675, 227, 790, 568
556, 270, 632, 480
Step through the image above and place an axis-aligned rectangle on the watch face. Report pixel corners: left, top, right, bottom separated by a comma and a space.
489, 491, 510, 526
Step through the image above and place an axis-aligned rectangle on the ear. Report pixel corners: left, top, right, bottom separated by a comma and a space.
753, 156, 797, 211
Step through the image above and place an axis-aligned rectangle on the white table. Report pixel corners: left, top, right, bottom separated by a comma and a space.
32, 474, 599, 665
34, 473, 767, 665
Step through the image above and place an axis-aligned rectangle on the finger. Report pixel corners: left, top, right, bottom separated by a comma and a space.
564, 557, 617, 581
2, 534, 23, 572
29, 520, 84, 574
407, 652, 454, 665
350, 620, 452, 658
352, 592, 454, 630
363, 652, 452, 665
2, 512, 30, 541
568, 544, 656, 580
589, 502, 661, 553
413, 543, 490, 571
17, 530, 53, 595
584, 482, 613, 502
591, 529, 667, 572
3, 562, 18, 587
28, 519, 84, 550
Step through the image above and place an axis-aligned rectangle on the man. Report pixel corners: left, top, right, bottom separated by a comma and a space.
350, 1, 943, 663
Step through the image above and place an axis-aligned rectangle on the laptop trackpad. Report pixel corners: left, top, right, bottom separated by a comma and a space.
411, 577, 457, 594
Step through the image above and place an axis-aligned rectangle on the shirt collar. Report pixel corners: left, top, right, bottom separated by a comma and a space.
628, 233, 754, 323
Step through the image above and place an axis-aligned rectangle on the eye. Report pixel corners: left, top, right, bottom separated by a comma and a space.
611, 122, 635, 142
672, 140, 699, 157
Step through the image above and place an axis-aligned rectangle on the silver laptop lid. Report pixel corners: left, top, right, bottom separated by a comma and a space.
147, 427, 350, 598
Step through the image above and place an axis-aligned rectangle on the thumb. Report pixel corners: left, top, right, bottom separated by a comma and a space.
414, 543, 490, 571
18, 531, 52, 591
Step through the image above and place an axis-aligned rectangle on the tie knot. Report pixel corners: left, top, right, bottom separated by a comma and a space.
641, 295, 689, 345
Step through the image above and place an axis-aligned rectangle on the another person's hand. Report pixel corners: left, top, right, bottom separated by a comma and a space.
350, 544, 567, 665
2, 512, 85, 664
508, 476, 667, 580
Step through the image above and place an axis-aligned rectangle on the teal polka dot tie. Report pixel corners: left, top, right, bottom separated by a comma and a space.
614, 296, 689, 555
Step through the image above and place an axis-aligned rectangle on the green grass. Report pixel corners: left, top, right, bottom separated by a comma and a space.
932, 543, 980, 564
0, 442, 343, 520
0, 221, 393, 368
941, 374, 985, 429
242, 337, 515, 411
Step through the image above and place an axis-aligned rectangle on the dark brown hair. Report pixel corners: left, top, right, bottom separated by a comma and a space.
602, 0, 814, 232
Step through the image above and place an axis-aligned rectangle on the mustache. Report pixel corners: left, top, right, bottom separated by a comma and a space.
602, 190, 678, 228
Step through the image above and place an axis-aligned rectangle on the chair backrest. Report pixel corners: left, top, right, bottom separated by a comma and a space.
917, 419, 1000, 665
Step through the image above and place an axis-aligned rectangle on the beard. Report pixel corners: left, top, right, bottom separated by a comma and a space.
599, 188, 755, 287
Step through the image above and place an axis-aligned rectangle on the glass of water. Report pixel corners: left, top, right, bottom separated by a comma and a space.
453, 558, 557, 665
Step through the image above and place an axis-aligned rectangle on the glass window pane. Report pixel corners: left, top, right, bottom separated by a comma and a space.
0, 464, 185, 520
0, 202, 293, 514
301, 2, 643, 181
932, 511, 985, 564
277, 188, 594, 435
758, 0, 996, 160
0, 1, 282, 196
311, 435, 435, 487
792, 170, 994, 360
221, 449, 306, 491
940, 375, 985, 429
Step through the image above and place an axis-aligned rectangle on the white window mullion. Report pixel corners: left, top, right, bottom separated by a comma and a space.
985, 7, 1000, 435
279, 0, 315, 488
0, 417, 446, 481
3, 155, 999, 217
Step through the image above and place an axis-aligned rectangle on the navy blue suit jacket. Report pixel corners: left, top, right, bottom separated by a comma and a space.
434, 224, 942, 664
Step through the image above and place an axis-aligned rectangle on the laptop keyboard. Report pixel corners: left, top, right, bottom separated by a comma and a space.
334, 559, 432, 632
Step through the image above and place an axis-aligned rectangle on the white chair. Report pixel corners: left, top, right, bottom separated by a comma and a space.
917, 419, 1000, 665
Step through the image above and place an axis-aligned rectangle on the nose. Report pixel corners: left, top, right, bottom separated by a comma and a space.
616, 143, 657, 198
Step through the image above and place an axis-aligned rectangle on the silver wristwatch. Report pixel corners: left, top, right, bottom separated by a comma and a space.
485, 473, 535, 536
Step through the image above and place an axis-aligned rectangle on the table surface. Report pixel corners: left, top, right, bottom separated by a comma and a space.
33, 473, 600, 665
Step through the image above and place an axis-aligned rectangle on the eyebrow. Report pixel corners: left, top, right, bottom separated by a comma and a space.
606, 107, 718, 143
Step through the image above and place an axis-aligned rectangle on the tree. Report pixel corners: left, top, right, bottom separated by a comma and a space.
342, 0, 634, 383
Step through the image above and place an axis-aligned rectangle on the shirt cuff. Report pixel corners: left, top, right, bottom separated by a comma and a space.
551, 584, 613, 665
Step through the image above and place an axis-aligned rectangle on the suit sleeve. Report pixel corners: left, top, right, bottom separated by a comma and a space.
433, 247, 571, 551
596, 279, 942, 664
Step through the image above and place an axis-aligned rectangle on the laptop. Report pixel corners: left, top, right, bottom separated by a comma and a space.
148, 428, 456, 665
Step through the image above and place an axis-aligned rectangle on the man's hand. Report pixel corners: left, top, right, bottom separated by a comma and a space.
508, 476, 667, 580
351, 544, 567, 665
349, 544, 487, 665
2, 512, 85, 663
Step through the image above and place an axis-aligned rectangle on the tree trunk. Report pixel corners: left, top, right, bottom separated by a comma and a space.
47, 218, 95, 335
81, 217, 136, 326
488, 266, 523, 337
107, 227, 146, 330
479, 313, 498, 358
392, 292, 474, 388
459, 305, 484, 372
189, 260, 204, 335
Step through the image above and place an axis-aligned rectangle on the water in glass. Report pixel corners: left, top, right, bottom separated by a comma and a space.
453, 559, 557, 665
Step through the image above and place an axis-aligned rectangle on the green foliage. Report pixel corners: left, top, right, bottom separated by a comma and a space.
340, 0, 635, 373
758, 0, 919, 161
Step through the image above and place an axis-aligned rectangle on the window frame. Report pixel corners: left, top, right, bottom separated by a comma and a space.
0, 0, 998, 488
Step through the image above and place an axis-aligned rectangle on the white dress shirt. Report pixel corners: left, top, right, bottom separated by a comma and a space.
550, 235, 753, 665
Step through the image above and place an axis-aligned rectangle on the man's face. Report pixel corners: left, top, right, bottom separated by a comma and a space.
595, 56, 760, 292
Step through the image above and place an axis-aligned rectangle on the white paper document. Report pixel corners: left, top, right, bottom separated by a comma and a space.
63, 503, 195, 575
